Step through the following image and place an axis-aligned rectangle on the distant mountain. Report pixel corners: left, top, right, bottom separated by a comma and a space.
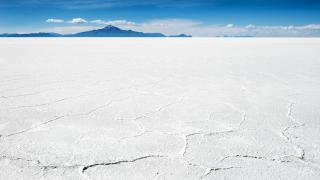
0, 25, 190, 37
169, 34, 192, 37
68, 25, 165, 37
0, 32, 62, 37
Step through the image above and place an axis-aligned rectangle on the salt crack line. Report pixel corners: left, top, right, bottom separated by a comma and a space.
180, 111, 247, 158
200, 166, 242, 179
219, 154, 283, 163
5, 116, 65, 138
10, 97, 75, 109
0, 155, 80, 172
183, 159, 241, 179
70, 101, 113, 117
81, 155, 167, 173
218, 153, 320, 170
281, 102, 306, 160
180, 132, 202, 158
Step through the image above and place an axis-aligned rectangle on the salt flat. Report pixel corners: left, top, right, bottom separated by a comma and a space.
0, 38, 319, 180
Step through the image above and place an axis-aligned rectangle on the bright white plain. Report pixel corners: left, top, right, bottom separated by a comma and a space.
0, 38, 319, 179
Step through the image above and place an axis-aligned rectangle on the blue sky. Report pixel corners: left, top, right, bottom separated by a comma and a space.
0, 0, 320, 36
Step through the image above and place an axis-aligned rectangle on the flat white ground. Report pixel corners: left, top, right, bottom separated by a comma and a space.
0, 38, 319, 180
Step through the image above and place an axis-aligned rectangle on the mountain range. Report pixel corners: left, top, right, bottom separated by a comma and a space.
0, 25, 191, 37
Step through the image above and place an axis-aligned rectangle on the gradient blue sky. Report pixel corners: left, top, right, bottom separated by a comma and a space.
1, 0, 320, 36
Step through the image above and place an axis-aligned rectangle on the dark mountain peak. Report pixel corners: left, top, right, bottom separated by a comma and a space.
102, 25, 121, 31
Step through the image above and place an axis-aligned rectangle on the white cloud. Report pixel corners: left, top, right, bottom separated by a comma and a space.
90, 19, 106, 24
293, 24, 320, 30
226, 24, 234, 28
91, 19, 136, 26
241, 24, 320, 37
46, 19, 64, 23
68, 18, 88, 24
245, 24, 256, 29
123, 19, 202, 36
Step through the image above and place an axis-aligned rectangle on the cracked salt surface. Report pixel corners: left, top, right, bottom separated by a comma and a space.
0, 38, 320, 179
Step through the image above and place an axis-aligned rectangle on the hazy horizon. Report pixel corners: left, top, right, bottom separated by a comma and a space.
0, 0, 320, 37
